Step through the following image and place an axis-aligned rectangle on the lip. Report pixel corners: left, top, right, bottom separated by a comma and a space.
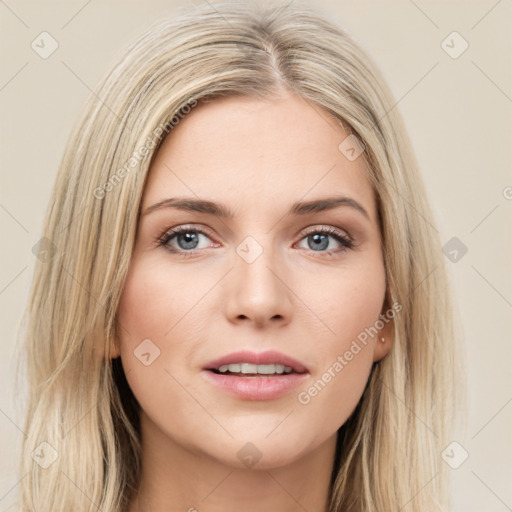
201, 370, 309, 401
201, 349, 310, 401
203, 350, 309, 374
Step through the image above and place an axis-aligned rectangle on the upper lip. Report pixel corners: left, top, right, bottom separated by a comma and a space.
203, 350, 309, 373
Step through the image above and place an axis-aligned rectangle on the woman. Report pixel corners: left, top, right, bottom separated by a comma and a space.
18, 1, 464, 511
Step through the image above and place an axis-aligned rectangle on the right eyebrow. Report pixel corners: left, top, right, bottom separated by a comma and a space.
142, 197, 233, 218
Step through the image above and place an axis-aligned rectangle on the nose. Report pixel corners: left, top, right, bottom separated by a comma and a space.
222, 246, 293, 328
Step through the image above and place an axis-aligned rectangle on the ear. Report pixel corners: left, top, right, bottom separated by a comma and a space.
107, 317, 123, 359
109, 338, 120, 359
88, 321, 119, 361
372, 307, 395, 363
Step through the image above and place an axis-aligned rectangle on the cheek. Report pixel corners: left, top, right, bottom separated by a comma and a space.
296, 257, 386, 422
115, 259, 199, 426
117, 257, 190, 343
305, 255, 386, 349
115, 259, 182, 386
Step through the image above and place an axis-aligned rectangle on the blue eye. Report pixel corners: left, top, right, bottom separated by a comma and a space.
158, 226, 214, 254
157, 225, 354, 257
298, 227, 354, 252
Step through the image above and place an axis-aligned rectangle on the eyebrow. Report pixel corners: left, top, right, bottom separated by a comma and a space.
142, 195, 370, 220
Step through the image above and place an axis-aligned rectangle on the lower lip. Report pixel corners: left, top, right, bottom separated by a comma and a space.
201, 370, 309, 401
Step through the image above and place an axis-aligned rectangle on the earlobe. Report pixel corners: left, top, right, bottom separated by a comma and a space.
108, 335, 121, 359
372, 314, 394, 363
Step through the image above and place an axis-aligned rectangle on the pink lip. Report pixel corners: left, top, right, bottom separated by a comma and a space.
203, 350, 309, 374
201, 370, 309, 401
201, 350, 309, 401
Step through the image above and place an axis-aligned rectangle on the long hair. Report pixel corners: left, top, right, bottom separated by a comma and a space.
16, 1, 465, 510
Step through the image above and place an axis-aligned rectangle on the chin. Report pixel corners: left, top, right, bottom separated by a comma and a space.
201, 433, 316, 471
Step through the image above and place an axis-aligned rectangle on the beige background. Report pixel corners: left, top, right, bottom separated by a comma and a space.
1, 0, 511, 510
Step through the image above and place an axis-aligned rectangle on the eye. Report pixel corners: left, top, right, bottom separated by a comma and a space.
157, 225, 218, 257
296, 226, 354, 254
157, 224, 354, 257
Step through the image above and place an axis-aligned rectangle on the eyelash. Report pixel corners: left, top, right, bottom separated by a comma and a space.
156, 224, 355, 258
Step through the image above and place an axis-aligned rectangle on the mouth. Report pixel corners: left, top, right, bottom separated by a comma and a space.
209, 363, 302, 377
203, 349, 309, 375
202, 350, 309, 400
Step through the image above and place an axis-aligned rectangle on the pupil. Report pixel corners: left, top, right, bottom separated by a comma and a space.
178, 232, 199, 250
309, 233, 328, 251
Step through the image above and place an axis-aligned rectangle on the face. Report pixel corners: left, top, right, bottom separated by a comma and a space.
115, 92, 392, 470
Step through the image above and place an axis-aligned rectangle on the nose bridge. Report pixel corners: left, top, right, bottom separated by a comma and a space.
223, 234, 293, 326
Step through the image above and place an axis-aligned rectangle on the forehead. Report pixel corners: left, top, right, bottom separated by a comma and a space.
141, 93, 376, 222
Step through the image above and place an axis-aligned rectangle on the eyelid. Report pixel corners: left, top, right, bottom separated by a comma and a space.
157, 224, 218, 247
159, 223, 351, 240
157, 223, 355, 255
299, 224, 352, 241
295, 225, 355, 252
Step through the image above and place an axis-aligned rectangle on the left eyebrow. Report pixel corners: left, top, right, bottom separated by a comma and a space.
142, 195, 370, 221
290, 196, 370, 220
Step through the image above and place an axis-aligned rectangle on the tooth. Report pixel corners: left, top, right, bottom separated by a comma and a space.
257, 364, 277, 374
240, 363, 258, 374
216, 363, 296, 374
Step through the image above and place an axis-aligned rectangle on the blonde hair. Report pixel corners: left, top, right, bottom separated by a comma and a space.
16, 1, 465, 511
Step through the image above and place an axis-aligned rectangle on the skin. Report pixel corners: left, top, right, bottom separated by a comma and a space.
115, 91, 393, 512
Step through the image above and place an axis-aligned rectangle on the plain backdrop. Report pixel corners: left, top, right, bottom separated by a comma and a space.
1, 0, 511, 510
